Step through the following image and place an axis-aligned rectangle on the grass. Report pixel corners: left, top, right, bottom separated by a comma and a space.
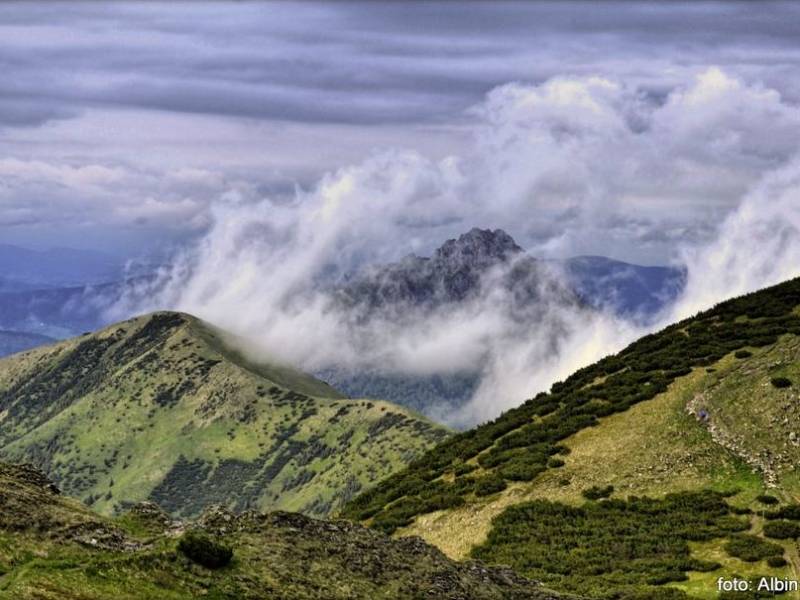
0, 312, 449, 519
0, 461, 564, 600
673, 537, 797, 600
399, 358, 765, 559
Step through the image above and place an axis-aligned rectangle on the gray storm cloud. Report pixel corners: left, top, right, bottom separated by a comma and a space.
8, 2, 800, 255
109, 68, 800, 426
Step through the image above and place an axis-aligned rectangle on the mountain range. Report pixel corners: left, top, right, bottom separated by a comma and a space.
335, 228, 683, 318
0, 244, 125, 292
321, 228, 685, 414
0, 275, 798, 598
0, 230, 686, 423
0, 229, 684, 348
0, 329, 53, 357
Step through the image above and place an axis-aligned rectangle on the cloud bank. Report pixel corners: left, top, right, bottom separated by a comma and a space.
7, 1, 800, 257
108, 68, 800, 426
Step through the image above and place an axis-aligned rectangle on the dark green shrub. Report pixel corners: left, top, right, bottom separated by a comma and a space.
582, 485, 614, 500
474, 474, 507, 497
499, 460, 545, 482
767, 556, 788, 568
730, 506, 753, 515
547, 457, 565, 468
756, 494, 780, 505
724, 534, 783, 562
763, 520, 800, 539
646, 572, 687, 585
771, 377, 792, 389
471, 491, 746, 597
177, 531, 233, 569
766, 504, 800, 520
734, 349, 752, 359
453, 463, 477, 477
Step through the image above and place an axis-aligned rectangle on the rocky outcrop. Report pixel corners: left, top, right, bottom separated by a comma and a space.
191, 508, 582, 600
0, 461, 581, 600
335, 228, 562, 312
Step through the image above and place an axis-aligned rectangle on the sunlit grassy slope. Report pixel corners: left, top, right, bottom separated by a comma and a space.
343, 278, 800, 599
0, 312, 449, 518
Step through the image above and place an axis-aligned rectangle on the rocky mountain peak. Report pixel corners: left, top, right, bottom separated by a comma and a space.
335, 227, 537, 310
433, 228, 523, 266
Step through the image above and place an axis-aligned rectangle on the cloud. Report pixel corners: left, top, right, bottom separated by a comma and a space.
105, 67, 800, 426
671, 159, 800, 320
8, 2, 800, 255
5, 2, 800, 130
0, 157, 246, 234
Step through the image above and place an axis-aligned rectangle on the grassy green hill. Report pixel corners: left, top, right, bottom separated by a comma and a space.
0, 312, 449, 519
343, 278, 800, 599
0, 462, 578, 600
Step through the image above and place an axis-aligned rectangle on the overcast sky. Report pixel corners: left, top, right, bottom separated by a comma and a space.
3, 1, 800, 263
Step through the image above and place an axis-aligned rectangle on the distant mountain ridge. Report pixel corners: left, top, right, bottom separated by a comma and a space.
0, 329, 54, 357
0, 229, 684, 351
0, 244, 124, 290
0, 280, 127, 339
335, 228, 574, 312
323, 228, 684, 414
563, 254, 685, 317
337, 228, 684, 317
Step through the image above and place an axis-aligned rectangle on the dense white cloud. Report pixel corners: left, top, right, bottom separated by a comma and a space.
672, 159, 800, 320
108, 67, 800, 425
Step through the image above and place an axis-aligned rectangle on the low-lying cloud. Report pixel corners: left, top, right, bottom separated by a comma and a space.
109, 67, 800, 426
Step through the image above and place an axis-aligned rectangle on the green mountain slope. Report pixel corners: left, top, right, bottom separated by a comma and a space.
0, 462, 578, 600
0, 312, 449, 518
343, 278, 800, 599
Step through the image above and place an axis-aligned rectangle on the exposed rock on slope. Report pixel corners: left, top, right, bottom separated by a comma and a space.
0, 462, 580, 600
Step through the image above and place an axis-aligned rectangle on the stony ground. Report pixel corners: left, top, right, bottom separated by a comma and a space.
0, 462, 580, 600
